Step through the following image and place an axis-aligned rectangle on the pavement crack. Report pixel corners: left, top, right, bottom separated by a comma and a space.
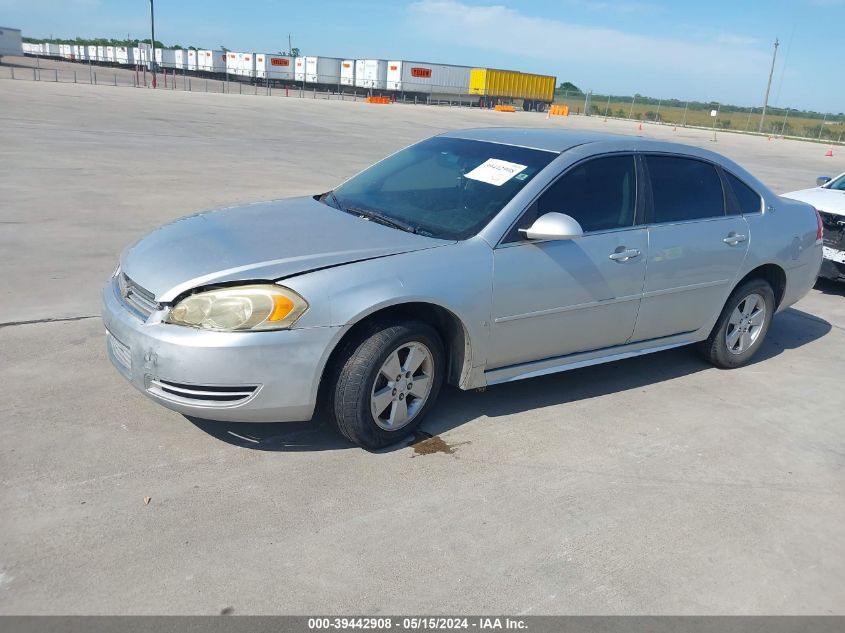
0, 315, 100, 329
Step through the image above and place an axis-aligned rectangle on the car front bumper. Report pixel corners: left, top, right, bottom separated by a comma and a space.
101, 278, 344, 422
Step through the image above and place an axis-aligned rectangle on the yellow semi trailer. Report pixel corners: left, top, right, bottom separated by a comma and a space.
469, 68, 557, 112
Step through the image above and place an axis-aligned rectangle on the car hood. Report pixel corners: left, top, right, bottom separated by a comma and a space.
781, 187, 845, 217
120, 196, 452, 302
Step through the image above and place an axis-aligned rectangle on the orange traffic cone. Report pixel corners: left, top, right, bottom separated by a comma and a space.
825, 146, 834, 157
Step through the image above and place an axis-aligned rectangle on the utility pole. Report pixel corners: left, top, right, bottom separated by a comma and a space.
149, 0, 156, 88
758, 37, 778, 133
288, 34, 292, 56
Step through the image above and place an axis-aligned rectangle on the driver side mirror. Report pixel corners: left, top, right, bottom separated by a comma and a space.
519, 212, 584, 241
816, 176, 832, 187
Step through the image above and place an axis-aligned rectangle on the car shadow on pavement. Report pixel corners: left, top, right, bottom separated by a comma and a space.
814, 278, 845, 297
187, 307, 831, 453
186, 416, 355, 451
420, 307, 831, 439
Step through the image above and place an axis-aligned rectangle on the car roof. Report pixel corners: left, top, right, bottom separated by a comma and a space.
437, 127, 775, 195
441, 127, 697, 154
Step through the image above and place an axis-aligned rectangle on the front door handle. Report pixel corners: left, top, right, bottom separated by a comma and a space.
723, 232, 747, 246
608, 248, 642, 262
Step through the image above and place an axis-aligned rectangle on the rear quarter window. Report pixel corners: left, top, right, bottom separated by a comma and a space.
725, 171, 763, 215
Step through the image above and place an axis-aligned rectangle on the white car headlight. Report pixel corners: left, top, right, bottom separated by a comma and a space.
165, 284, 308, 332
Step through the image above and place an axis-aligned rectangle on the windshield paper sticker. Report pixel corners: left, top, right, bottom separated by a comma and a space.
465, 159, 527, 186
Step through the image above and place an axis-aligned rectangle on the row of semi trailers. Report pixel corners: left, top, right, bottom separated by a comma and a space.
22, 42, 557, 110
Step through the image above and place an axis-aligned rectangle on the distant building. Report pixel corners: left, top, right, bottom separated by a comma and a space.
0, 26, 23, 59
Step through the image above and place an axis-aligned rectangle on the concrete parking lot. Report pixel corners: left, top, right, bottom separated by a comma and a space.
1, 78, 844, 615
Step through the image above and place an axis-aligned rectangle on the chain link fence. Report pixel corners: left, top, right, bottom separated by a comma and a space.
556, 91, 844, 144
4, 55, 843, 145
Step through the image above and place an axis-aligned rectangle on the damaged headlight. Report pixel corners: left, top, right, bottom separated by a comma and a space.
165, 284, 308, 332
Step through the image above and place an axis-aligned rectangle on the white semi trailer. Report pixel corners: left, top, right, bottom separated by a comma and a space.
386, 60, 472, 100
354, 59, 389, 90
254, 54, 295, 81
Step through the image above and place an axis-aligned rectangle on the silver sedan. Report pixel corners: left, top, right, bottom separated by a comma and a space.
102, 129, 822, 448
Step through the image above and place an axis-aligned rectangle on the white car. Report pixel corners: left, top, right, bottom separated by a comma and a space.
783, 172, 845, 282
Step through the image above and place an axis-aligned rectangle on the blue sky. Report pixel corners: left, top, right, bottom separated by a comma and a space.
2, 0, 842, 112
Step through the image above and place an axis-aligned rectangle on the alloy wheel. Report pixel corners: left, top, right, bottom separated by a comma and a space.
370, 341, 435, 431
725, 293, 767, 355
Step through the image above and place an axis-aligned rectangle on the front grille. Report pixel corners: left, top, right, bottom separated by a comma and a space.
117, 273, 159, 319
147, 378, 260, 407
819, 211, 844, 250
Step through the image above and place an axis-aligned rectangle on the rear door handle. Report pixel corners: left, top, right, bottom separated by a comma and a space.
723, 232, 747, 246
608, 248, 642, 262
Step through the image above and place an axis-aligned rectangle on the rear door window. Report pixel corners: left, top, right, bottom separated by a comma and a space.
645, 155, 726, 223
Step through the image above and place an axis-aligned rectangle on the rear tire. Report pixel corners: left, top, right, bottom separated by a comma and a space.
330, 321, 445, 449
698, 278, 775, 369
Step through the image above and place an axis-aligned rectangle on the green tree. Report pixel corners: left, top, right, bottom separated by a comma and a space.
557, 81, 581, 93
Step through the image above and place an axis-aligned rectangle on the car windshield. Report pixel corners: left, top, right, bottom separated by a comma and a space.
327, 136, 557, 240
826, 173, 845, 191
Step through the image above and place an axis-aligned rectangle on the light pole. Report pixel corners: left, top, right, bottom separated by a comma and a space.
149, 0, 156, 88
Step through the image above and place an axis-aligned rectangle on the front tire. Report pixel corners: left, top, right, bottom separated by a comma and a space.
698, 278, 775, 369
331, 321, 445, 449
